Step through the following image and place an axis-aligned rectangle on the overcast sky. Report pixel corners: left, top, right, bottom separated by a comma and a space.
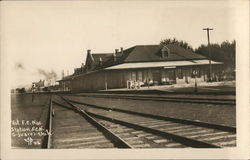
1, 1, 238, 88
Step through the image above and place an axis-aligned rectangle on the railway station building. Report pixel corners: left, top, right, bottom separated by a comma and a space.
63, 44, 223, 92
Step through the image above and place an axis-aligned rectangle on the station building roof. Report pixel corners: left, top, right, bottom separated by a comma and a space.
120, 44, 206, 63
57, 75, 74, 82
60, 44, 222, 80
91, 53, 113, 66
104, 59, 223, 70
88, 44, 208, 70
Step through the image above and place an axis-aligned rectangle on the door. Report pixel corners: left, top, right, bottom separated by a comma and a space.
152, 70, 161, 84
168, 69, 176, 84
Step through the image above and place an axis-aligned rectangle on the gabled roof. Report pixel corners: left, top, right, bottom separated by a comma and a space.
92, 53, 113, 64
91, 53, 113, 69
57, 75, 74, 82
85, 44, 208, 71
123, 44, 206, 62
59, 44, 219, 80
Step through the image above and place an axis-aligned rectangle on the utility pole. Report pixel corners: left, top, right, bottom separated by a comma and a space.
203, 28, 213, 82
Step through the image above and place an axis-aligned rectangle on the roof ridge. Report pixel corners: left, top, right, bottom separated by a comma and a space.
92, 53, 113, 55
134, 44, 160, 47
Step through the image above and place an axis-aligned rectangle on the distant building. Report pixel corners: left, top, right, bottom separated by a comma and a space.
31, 80, 45, 91
60, 44, 223, 92
11, 89, 15, 93
57, 75, 73, 91
44, 79, 57, 87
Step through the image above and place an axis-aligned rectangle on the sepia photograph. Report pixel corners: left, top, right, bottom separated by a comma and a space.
1, 0, 249, 159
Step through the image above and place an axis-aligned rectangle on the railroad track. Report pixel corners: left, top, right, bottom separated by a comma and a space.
66, 93, 235, 105
45, 96, 236, 148
43, 96, 131, 149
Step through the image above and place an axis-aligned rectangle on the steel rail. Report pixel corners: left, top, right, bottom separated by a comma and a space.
52, 100, 74, 111
84, 110, 221, 148
68, 99, 236, 133
68, 94, 235, 105
42, 95, 53, 149
58, 96, 133, 149
71, 93, 236, 101
56, 97, 221, 148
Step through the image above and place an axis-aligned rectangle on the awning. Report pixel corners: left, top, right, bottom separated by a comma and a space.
104, 59, 223, 70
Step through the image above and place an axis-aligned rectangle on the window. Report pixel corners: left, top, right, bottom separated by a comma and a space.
138, 71, 143, 81
163, 51, 168, 57
197, 69, 201, 78
161, 47, 170, 58
131, 72, 136, 81
161, 50, 169, 58
177, 68, 183, 79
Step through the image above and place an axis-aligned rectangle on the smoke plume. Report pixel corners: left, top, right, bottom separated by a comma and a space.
37, 69, 58, 81
15, 63, 24, 70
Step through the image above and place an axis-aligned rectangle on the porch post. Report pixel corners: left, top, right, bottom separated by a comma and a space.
105, 71, 108, 90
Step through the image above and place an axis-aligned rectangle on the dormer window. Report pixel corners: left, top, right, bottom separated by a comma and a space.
161, 46, 170, 58
162, 50, 169, 58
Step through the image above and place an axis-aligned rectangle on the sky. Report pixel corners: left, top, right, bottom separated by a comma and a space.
1, 1, 238, 89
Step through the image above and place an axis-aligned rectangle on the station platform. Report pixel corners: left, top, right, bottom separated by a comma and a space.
95, 81, 236, 100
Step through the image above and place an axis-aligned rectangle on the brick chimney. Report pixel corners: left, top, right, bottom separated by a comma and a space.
81, 63, 85, 72
87, 49, 94, 62
87, 49, 91, 54
115, 49, 119, 54
113, 49, 118, 61
120, 47, 123, 54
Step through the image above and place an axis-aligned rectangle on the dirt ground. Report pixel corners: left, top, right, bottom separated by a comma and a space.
11, 93, 50, 148
10, 89, 236, 148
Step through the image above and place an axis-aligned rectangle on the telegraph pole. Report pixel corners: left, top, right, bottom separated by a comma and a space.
203, 28, 213, 82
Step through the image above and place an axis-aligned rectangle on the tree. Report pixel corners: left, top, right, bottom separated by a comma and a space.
16, 88, 26, 93
160, 38, 194, 51
220, 40, 236, 69
195, 40, 236, 71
